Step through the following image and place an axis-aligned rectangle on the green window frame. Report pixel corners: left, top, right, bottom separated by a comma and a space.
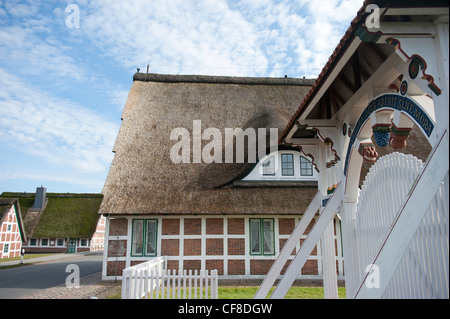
131, 219, 158, 257
249, 218, 275, 256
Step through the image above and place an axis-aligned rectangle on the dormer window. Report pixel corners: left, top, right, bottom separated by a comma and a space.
242, 150, 317, 181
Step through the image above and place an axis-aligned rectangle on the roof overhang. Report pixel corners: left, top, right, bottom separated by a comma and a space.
280, 0, 449, 143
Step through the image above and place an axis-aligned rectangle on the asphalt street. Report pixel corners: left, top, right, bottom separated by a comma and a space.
0, 253, 103, 299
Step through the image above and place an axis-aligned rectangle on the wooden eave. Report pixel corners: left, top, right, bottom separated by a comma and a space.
280, 0, 449, 143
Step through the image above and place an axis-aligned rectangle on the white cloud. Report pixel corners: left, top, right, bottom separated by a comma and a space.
81, 0, 268, 76
0, 22, 89, 84
77, 0, 363, 78
0, 68, 119, 175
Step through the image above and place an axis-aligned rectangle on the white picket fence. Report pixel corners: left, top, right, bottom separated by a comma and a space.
122, 257, 218, 299
354, 152, 449, 298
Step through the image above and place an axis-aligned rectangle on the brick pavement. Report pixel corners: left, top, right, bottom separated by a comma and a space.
21, 272, 122, 299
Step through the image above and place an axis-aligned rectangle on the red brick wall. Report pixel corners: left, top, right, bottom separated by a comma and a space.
206, 260, 224, 275
228, 238, 245, 255
107, 260, 126, 276
206, 238, 223, 255
184, 218, 201, 235
184, 238, 201, 255
206, 218, 223, 234
108, 240, 127, 257
279, 218, 295, 235
161, 239, 179, 255
250, 260, 274, 275
109, 218, 127, 236
227, 218, 245, 234
162, 219, 180, 235
228, 260, 245, 275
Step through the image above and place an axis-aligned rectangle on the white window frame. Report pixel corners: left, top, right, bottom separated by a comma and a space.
56, 238, 65, 247
29, 238, 37, 246
79, 239, 88, 247
40, 238, 49, 246
243, 150, 318, 181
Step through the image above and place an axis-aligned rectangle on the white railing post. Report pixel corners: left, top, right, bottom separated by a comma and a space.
254, 191, 322, 299
270, 183, 343, 299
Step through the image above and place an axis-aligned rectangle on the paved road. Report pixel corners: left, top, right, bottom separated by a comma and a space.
0, 253, 103, 299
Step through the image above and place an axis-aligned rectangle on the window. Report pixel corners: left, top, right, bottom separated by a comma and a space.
80, 239, 88, 247
3, 243, 9, 253
41, 238, 49, 246
249, 219, 261, 254
242, 150, 317, 181
29, 239, 37, 246
6, 224, 12, 232
131, 219, 158, 257
262, 156, 276, 176
249, 219, 275, 255
281, 154, 294, 176
145, 220, 157, 255
300, 156, 313, 176
56, 239, 65, 246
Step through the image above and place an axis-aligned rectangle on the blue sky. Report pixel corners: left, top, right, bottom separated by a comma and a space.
0, 0, 364, 194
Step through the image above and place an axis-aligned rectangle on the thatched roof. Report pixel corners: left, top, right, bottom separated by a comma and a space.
0, 198, 27, 242
0, 193, 103, 238
100, 73, 316, 216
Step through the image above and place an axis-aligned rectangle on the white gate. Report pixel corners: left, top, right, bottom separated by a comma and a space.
354, 152, 449, 298
122, 257, 219, 299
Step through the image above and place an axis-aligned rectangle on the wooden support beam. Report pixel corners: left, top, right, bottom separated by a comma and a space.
365, 43, 387, 65
352, 52, 362, 92
338, 73, 356, 96
270, 183, 343, 299
254, 192, 322, 299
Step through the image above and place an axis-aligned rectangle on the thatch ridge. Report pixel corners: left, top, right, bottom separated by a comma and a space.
133, 72, 315, 86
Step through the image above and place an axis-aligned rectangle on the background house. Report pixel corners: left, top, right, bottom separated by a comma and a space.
99, 73, 345, 283
1, 187, 105, 254
0, 198, 27, 259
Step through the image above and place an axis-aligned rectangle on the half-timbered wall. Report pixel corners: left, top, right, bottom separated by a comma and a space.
103, 215, 344, 282
0, 205, 22, 259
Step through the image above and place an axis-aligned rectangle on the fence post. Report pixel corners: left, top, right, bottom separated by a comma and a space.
121, 269, 129, 299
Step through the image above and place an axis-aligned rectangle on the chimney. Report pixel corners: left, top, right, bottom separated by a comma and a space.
29, 186, 47, 212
